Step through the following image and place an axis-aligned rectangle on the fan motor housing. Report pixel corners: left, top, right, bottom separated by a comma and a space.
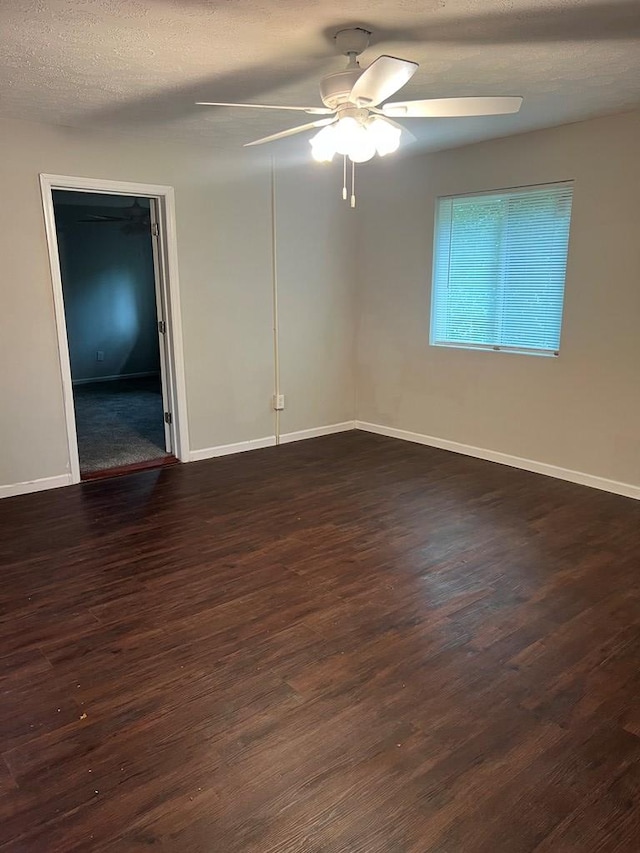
319, 69, 363, 110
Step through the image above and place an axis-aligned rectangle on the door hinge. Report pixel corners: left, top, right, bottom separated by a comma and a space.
158, 320, 166, 334
151, 223, 160, 237
164, 411, 172, 425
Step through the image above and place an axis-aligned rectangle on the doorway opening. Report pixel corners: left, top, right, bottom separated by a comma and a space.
41, 176, 189, 483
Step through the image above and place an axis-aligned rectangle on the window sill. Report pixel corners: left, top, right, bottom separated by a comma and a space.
430, 341, 559, 358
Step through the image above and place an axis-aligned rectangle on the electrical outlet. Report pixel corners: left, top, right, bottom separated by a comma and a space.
273, 394, 285, 411
96, 351, 105, 362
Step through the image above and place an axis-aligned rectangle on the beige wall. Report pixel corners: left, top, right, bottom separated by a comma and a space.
275, 162, 355, 435
3, 109, 639, 494
356, 110, 640, 487
0, 117, 355, 489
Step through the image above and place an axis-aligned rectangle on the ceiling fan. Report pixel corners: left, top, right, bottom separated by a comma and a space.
78, 198, 151, 233
196, 27, 522, 205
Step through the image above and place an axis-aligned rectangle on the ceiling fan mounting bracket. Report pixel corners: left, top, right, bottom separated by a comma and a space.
334, 27, 371, 59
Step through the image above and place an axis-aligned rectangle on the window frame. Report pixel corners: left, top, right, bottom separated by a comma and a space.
429, 180, 574, 358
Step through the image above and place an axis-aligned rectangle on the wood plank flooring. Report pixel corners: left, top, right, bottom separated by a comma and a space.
1, 431, 639, 851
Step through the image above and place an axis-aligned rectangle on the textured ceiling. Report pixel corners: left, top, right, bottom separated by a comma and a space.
1, 0, 640, 153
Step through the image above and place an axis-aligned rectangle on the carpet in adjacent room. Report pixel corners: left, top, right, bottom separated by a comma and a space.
73, 376, 169, 474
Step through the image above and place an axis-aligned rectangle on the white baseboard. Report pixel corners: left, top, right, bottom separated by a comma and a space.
355, 421, 640, 501
279, 421, 355, 444
72, 371, 159, 386
0, 473, 73, 500
189, 422, 356, 462
10, 420, 634, 502
1, 424, 357, 496
189, 435, 276, 462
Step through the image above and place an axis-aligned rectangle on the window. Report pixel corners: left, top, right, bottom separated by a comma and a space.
430, 182, 573, 356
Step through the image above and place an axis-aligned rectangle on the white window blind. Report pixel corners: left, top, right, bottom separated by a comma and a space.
430, 182, 573, 355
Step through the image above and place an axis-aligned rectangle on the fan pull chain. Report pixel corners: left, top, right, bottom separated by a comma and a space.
342, 155, 347, 201
350, 160, 356, 208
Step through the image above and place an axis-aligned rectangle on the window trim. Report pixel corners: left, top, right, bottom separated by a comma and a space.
429, 180, 574, 358
430, 341, 559, 358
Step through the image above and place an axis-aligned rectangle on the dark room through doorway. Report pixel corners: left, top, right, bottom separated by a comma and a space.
52, 190, 176, 478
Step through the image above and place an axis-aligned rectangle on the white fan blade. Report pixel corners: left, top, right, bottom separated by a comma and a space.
382, 96, 523, 118
349, 55, 418, 108
196, 101, 332, 115
244, 118, 335, 147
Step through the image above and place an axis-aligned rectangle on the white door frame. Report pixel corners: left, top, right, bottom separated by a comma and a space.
148, 198, 174, 454
40, 173, 190, 483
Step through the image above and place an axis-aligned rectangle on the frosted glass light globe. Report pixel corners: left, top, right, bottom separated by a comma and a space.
310, 124, 337, 162
367, 117, 402, 156
348, 125, 377, 163
333, 117, 362, 156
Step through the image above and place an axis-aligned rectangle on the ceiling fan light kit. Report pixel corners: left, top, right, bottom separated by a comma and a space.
309, 113, 401, 163
197, 27, 523, 207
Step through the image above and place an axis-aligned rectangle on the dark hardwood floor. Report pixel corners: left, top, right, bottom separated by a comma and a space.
1, 431, 639, 852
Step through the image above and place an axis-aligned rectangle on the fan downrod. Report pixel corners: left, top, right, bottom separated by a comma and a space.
321, 27, 372, 109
